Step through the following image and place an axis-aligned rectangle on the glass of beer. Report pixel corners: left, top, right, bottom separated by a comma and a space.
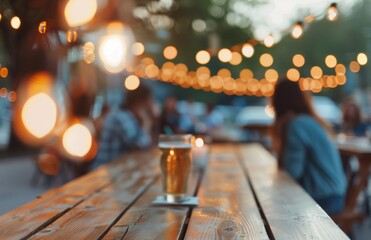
159, 134, 192, 203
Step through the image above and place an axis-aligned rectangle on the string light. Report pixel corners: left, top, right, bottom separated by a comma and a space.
242, 43, 254, 58
131, 42, 145, 56
260, 53, 273, 67
327, 3, 338, 22
325, 55, 337, 68
357, 53, 368, 65
10, 16, 21, 29
125, 75, 140, 90
195, 50, 211, 65
218, 48, 232, 62
38, 21, 47, 34
64, 0, 97, 27
292, 54, 305, 67
291, 21, 303, 39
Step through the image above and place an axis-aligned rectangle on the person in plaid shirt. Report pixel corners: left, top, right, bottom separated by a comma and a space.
92, 84, 156, 169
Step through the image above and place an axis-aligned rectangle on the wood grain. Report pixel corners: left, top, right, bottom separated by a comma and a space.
185, 144, 269, 240
102, 167, 202, 240
28, 150, 160, 239
239, 144, 349, 240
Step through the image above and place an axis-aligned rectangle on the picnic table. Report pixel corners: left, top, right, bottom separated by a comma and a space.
0, 144, 348, 239
335, 137, 371, 233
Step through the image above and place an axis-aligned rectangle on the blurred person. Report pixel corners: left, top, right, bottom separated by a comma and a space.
92, 84, 156, 169
160, 96, 182, 134
341, 100, 369, 136
271, 79, 346, 215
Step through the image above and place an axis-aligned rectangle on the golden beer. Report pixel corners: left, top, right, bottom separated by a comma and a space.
159, 138, 192, 202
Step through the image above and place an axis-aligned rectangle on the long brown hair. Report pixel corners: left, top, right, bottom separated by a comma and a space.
271, 78, 330, 166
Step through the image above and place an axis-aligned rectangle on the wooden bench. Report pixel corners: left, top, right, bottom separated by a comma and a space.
0, 144, 348, 239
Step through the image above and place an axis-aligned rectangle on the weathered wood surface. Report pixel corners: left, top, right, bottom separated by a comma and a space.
29, 151, 160, 239
103, 166, 202, 240
185, 144, 269, 240
239, 144, 349, 240
0, 150, 160, 240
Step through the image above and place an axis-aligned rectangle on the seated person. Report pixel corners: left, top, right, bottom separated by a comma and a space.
92, 84, 156, 169
341, 100, 369, 136
271, 79, 346, 215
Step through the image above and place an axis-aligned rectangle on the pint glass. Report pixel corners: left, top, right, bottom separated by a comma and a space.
159, 134, 192, 202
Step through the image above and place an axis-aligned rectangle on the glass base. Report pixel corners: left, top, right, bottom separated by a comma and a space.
163, 194, 188, 203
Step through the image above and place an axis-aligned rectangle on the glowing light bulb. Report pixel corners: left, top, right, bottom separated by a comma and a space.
242, 43, 254, 58
38, 21, 47, 34
64, 0, 97, 27
218, 48, 232, 62
63, 123, 92, 157
163, 46, 178, 60
195, 50, 211, 65
357, 53, 368, 65
131, 42, 145, 56
11, 16, 21, 29
99, 22, 128, 73
21, 93, 57, 138
291, 22, 303, 39
327, 3, 338, 22
325, 55, 337, 68
195, 138, 204, 148
124, 75, 140, 90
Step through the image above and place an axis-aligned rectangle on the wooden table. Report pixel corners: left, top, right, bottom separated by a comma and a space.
335, 137, 371, 233
0, 144, 348, 239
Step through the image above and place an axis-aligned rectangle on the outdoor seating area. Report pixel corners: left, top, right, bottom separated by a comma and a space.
1, 0, 371, 239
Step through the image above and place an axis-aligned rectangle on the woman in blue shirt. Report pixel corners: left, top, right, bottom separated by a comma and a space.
271, 79, 346, 215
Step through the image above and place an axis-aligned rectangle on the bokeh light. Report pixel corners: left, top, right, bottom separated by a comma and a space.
21, 93, 57, 138
357, 53, 368, 65
325, 55, 337, 68
195, 138, 204, 148
38, 21, 47, 34
229, 52, 242, 65
125, 75, 140, 90
292, 54, 305, 67
11, 16, 21, 29
259, 53, 273, 67
0, 67, 8, 78
310, 66, 323, 79
264, 35, 275, 47
64, 0, 97, 27
291, 22, 303, 39
240, 69, 253, 80
265, 69, 278, 83
131, 42, 145, 56
62, 123, 93, 157
349, 61, 360, 73
218, 48, 232, 62
327, 3, 338, 21
8, 91, 16, 102
242, 43, 254, 58
163, 46, 178, 60
196, 50, 211, 65
287, 68, 300, 81
335, 64, 346, 75
66, 30, 78, 43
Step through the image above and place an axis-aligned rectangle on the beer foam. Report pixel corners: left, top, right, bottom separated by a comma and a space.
158, 142, 192, 149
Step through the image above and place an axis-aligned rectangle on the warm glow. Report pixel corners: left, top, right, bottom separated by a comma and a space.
265, 69, 278, 83
195, 138, 204, 148
21, 93, 57, 138
0, 67, 8, 78
327, 4, 338, 22
124, 75, 140, 90
287, 68, 300, 82
145, 64, 160, 79
66, 30, 78, 43
62, 123, 92, 157
291, 22, 303, 39
335, 64, 346, 75
292, 54, 305, 67
131, 42, 145, 56
218, 48, 232, 62
11, 16, 21, 29
229, 52, 242, 65
240, 69, 253, 80
357, 53, 368, 65
242, 43, 254, 58
217, 69, 231, 78
310, 66, 323, 79
264, 35, 275, 48
38, 21, 47, 34
260, 53, 273, 67
8, 91, 16, 102
325, 55, 337, 68
64, 0, 97, 27
196, 50, 211, 65
163, 46, 178, 60
349, 61, 360, 73
99, 23, 127, 73
0, 88, 7, 98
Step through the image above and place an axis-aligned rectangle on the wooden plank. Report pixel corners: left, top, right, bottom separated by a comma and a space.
239, 144, 349, 240
28, 150, 161, 239
185, 144, 269, 240
0, 165, 119, 240
103, 166, 202, 240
